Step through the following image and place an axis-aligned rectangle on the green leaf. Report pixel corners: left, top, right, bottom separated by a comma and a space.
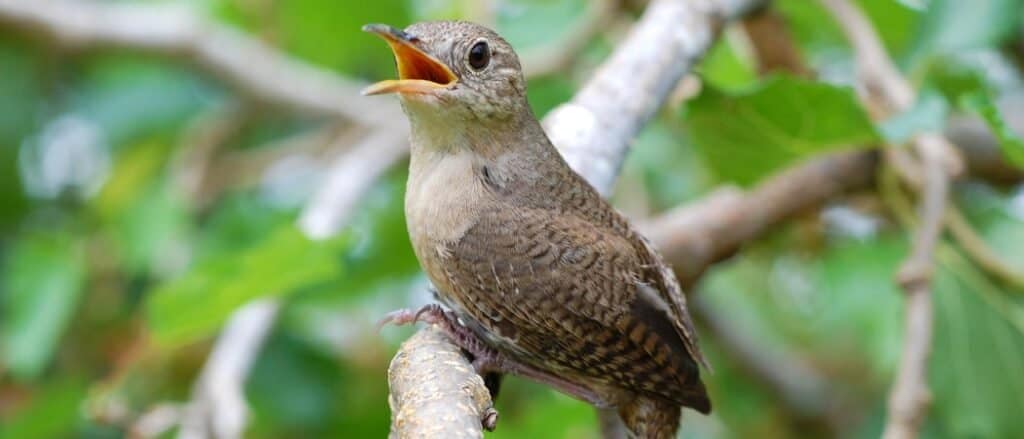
877, 90, 949, 144
145, 225, 349, 348
213, 0, 410, 79
0, 39, 38, 227
74, 55, 216, 147
0, 38, 43, 147
924, 59, 991, 102
698, 38, 758, 92
685, 75, 879, 185
496, 0, 587, 52
777, 0, 919, 72
526, 76, 575, 118
909, 0, 1024, 61
1, 231, 86, 381
246, 331, 359, 436
932, 249, 1024, 438
961, 92, 1024, 169
0, 379, 87, 439
488, 380, 598, 439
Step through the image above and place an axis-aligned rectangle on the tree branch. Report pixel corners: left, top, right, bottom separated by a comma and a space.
388, 328, 498, 439
641, 150, 880, 286
542, 0, 766, 195
887, 136, 946, 439
178, 300, 280, 439
819, 1, 960, 437
298, 128, 410, 239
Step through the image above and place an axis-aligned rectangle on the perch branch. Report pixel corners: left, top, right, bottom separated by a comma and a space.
388, 328, 497, 439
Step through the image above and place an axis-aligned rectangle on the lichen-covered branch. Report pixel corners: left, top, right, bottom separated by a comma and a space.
387, 328, 497, 439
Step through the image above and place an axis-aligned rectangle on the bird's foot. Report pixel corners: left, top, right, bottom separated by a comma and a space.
379, 304, 503, 429
470, 347, 609, 408
379, 304, 608, 408
376, 303, 448, 330
379, 305, 495, 363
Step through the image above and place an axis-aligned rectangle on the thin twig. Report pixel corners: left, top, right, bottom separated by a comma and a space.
171, 104, 247, 207
885, 147, 1024, 291
298, 127, 410, 240
739, 7, 812, 77
820, 1, 958, 437
178, 300, 280, 439
944, 207, 1024, 290
887, 137, 947, 439
194, 124, 353, 208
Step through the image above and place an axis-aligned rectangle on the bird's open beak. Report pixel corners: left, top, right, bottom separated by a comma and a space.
361, 24, 458, 96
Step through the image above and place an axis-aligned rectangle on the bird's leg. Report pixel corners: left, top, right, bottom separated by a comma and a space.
379, 304, 502, 368
473, 351, 610, 408
380, 304, 610, 408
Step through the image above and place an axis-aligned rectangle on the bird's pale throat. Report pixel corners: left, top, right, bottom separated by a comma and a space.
362, 24, 458, 96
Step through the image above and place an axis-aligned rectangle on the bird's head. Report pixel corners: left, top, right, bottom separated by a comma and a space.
363, 21, 529, 126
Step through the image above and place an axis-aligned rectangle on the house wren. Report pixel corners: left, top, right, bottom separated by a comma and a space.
365, 21, 710, 438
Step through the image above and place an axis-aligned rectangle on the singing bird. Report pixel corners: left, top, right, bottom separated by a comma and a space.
365, 21, 710, 438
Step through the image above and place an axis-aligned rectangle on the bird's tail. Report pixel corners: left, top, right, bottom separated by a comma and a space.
618, 397, 681, 439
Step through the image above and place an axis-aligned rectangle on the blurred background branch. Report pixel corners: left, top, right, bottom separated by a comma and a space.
820, 1, 957, 437
0, 0, 395, 125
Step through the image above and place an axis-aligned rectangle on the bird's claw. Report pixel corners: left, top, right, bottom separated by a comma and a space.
377, 304, 445, 331
413, 303, 444, 324
481, 407, 499, 431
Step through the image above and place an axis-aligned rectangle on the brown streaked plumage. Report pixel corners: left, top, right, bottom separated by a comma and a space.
366, 21, 710, 437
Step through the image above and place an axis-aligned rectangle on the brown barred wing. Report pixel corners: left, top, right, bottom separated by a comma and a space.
442, 206, 709, 411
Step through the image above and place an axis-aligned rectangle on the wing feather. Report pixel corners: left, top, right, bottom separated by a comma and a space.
442, 205, 708, 409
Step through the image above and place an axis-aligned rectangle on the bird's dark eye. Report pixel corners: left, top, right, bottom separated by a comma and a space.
468, 41, 490, 70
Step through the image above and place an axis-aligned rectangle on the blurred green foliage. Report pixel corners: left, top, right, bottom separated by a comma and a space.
1, 0, 1024, 438
685, 76, 878, 185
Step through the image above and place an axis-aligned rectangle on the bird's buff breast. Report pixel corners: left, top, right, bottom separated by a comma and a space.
405, 150, 488, 293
